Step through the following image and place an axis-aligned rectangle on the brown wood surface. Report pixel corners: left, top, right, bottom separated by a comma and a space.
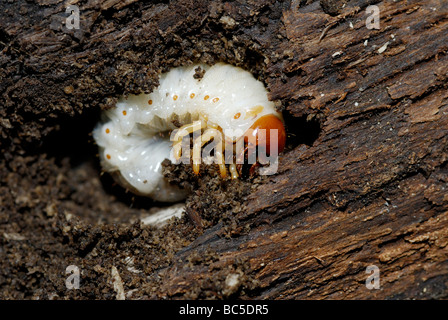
1, 0, 447, 299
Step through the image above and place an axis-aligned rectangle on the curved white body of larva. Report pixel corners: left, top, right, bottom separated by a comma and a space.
93, 63, 282, 202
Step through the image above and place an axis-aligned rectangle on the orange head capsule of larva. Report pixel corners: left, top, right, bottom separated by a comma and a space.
245, 114, 286, 155
234, 114, 286, 167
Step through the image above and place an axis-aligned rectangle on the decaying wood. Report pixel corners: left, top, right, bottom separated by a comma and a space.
156, 0, 448, 299
0, 0, 447, 299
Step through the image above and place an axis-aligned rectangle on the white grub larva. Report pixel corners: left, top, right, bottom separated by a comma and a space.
93, 63, 286, 202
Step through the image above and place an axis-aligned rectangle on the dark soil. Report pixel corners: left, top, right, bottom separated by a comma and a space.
1, 0, 448, 300
0, 0, 291, 299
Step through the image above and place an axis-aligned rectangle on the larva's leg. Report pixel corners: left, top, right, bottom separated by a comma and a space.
191, 128, 228, 177
192, 134, 202, 175
173, 120, 206, 141
234, 143, 248, 176
249, 162, 260, 176
207, 122, 219, 130
172, 120, 205, 161
229, 164, 239, 179
216, 134, 229, 178
214, 149, 227, 178
172, 142, 183, 160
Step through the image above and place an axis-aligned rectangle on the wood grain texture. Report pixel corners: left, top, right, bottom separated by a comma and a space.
1, 0, 447, 299
155, 0, 448, 299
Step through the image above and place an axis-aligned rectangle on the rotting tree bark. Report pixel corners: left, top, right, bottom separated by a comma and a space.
1, 0, 448, 299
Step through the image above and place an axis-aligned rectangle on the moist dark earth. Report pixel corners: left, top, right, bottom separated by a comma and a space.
1, 0, 448, 299
0, 0, 295, 299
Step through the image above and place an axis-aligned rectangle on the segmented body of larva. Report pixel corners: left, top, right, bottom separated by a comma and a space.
93, 63, 286, 202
